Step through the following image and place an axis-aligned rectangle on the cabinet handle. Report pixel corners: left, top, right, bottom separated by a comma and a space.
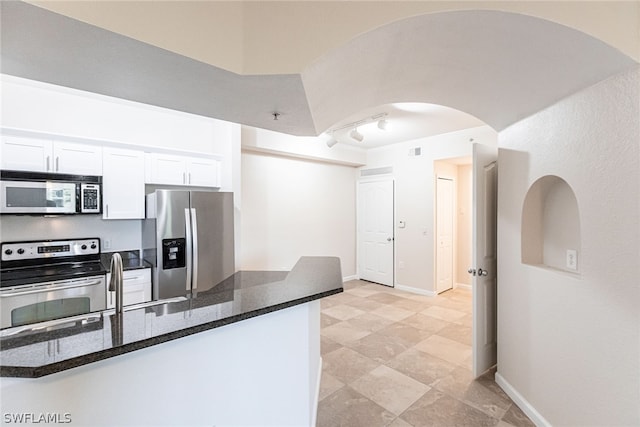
56, 156, 59, 172
183, 172, 186, 184
188, 172, 191, 184
105, 204, 109, 218
46, 156, 50, 171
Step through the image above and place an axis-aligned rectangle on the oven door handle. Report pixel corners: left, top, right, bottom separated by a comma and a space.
0, 280, 104, 297
0, 313, 102, 337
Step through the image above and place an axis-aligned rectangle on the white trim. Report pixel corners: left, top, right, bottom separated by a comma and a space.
495, 372, 551, 427
395, 284, 437, 297
455, 282, 472, 291
343, 275, 358, 283
357, 167, 395, 183
311, 356, 323, 427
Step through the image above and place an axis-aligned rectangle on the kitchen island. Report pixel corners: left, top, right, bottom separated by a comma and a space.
0, 256, 342, 426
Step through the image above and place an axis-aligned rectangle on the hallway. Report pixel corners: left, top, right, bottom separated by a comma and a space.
317, 280, 534, 427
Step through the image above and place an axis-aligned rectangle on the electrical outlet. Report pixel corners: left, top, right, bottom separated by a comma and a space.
399, 261, 405, 269
103, 239, 112, 250
566, 249, 577, 270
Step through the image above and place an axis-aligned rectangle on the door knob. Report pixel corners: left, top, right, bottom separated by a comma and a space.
467, 268, 476, 276
477, 268, 488, 277
387, 237, 393, 242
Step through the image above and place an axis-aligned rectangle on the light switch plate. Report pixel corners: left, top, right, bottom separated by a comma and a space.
566, 249, 578, 270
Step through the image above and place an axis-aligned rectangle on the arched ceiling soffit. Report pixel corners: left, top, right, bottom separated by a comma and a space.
2, 3, 636, 137
301, 10, 638, 133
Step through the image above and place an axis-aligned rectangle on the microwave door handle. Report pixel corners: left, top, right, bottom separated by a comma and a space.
184, 208, 193, 293
191, 208, 198, 292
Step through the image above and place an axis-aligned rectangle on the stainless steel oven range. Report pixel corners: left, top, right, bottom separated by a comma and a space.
0, 238, 107, 329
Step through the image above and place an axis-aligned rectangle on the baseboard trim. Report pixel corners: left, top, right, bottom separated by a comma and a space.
495, 372, 550, 427
311, 356, 323, 427
342, 275, 358, 282
455, 282, 472, 291
395, 284, 436, 297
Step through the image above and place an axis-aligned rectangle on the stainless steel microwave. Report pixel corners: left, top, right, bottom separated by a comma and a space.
0, 171, 102, 215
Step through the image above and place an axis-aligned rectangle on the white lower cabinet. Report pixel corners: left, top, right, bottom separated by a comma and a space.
105, 269, 152, 309
102, 147, 145, 219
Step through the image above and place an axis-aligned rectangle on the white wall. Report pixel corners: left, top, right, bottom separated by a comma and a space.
0, 216, 139, 253
242, 126, 366, 167
240, 151, 357, 278
365, 126, 497, 294
496, 66, 640, 426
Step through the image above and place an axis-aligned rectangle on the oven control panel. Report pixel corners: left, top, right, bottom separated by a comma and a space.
1, 238, 101, 262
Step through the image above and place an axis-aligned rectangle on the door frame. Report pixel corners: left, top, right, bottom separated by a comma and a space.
356, 175, 395, 286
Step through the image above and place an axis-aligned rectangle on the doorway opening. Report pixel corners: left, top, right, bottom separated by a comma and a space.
434, 157, 473, 295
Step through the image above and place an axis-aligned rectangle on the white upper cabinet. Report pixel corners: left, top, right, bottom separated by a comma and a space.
102, 147, 145, 219
145, 153, 188, 185
146, 153, 220, 188
52, 141, 103, 175
1, 135, 102, 175
1, 136, 51, 172
186, 157, 220, 187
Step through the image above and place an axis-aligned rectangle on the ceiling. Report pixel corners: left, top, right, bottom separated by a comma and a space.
1, 3, 636, 147
325, 102, 486, 149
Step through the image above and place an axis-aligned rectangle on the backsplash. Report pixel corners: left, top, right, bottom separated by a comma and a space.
0, 216, 141, 251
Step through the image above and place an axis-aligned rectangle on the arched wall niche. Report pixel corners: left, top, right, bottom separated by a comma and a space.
521, 175, 581, 274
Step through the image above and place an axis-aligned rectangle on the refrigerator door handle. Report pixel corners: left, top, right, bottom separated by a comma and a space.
191, 208, 199, 292
184, 208, 193, 292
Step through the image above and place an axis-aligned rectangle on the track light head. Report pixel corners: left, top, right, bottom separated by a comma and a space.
349, 128, 364, 142
377, 119, 389, 130
326, 137, 339, 148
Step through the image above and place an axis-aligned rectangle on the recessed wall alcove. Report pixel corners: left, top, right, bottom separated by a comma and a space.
521, 175, 581, 274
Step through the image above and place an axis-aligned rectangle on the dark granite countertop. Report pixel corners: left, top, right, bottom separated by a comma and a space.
0, 256, 343, 378
101, 250, 151, 272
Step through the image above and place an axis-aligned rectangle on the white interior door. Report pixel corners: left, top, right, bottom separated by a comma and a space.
436, 177, 454, 294
471, 143, 498, 377
358, 179, 394, 286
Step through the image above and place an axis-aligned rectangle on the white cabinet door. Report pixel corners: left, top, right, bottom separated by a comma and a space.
106, 268, 152, 308
1, 136, 102, 175
146, 153, 220, 187
53, 141, 103, 175
1, 136, 52, 172
187, 157, 220, 187
102, 147, 145, 219
146, 153, 187, 185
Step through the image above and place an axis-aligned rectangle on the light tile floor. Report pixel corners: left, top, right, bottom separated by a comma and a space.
317, 280, 535, 427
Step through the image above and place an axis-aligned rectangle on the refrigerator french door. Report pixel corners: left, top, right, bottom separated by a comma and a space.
142, 190, 235, 300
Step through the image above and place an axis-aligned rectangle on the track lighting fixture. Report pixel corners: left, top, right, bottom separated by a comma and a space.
325, 112, 389, 148
349, 128, 364, 142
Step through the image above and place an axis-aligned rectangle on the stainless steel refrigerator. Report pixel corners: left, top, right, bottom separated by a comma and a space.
142, 190, 235, 300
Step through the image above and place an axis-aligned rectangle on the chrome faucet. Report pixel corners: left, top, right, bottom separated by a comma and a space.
109, 252, 124, 314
